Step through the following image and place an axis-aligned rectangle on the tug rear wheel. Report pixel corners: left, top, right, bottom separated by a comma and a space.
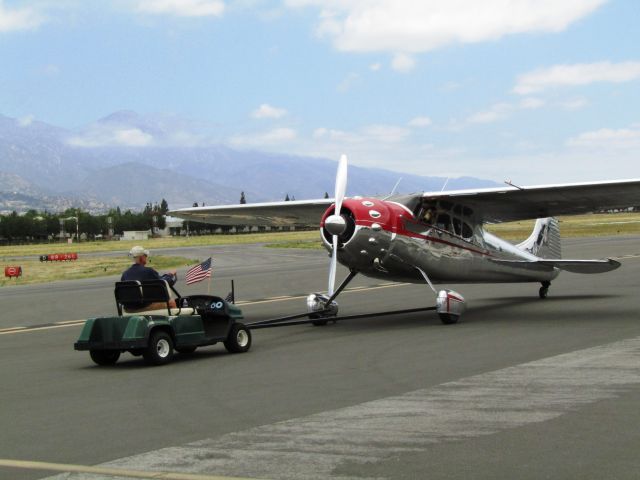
144, 330, 174, 365
90, 350, 120, 366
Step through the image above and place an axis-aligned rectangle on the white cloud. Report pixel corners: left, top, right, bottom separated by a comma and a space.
466, 98, 544, 124
519, 97, 545, 109
251, 103, 288, 119
0, 1, 45, 32
567, 125, 640, 149
68, 127, 154, 147
391, 53, 415, 73
229, 127, 297, 147
361, 125, 411, 143
408, 116, 432, 128
467, 103, 512, 124
313, 127, 361, 143
314, 124, 410, 144
514, 61, 640, 94
286, 0, 605, 53
559, 98, 588, 110
337, 72, 359, 92
369, 63, 382, 72
136, 0, 224, 17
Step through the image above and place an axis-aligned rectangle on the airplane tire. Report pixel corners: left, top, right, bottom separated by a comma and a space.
439, 313, 459, 325
144, 330, 174, 365
224, 323, 252, 353
90, 350, 120, 366
539, 287, 549, 299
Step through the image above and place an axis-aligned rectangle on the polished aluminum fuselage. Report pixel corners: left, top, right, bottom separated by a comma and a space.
321, 197, 559, 285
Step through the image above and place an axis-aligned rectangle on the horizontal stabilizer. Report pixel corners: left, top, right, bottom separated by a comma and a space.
491, 258, 620, 274
537, 258, 621, 274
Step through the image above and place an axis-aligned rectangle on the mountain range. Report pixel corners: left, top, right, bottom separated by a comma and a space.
0, 112, 499, 213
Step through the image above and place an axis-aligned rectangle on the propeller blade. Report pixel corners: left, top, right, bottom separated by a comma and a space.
328, 154, 348, 297
334, 154, 348, 215
328, 235, 338, 295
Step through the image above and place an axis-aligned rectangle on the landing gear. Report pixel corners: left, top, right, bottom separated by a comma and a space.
307, 270, 358, 326
539, 281, 551, 299
306, 294, 339, 326
436, 289, 466, 325
417, 267, 466, 325
438, 314, 459, 325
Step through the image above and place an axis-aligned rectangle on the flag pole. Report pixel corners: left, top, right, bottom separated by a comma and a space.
207, 257, 212, 295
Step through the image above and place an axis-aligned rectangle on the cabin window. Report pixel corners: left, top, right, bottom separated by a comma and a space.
452, 218, 462, 236
436, 214, 452, 232
462, 222, 473, 239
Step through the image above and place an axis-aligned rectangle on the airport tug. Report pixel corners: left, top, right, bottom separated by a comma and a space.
74, 279, 250, 366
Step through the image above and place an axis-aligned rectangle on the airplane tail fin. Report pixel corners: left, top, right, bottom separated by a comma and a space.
517, 217, 561, 259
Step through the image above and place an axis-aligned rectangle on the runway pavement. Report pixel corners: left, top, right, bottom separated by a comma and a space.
0, 236, 639, 479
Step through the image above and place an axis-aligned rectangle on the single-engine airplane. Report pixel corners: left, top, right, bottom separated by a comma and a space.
170, 155, 640, 324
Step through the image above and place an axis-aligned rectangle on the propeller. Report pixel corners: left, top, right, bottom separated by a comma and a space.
326, 154, 348, 295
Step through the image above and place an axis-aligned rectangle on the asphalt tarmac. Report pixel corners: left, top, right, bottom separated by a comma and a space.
0, 236, 639, 480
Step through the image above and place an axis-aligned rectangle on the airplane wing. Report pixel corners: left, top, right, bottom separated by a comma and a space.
169, 178, 640, 226
422, 178, 640, 223
169, 199, 333, 226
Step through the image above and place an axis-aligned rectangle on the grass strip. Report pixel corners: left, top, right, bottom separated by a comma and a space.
0, 255, 195, 287
0, 230, 318, 258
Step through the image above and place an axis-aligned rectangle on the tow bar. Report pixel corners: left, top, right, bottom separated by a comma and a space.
246, 306, 438, 330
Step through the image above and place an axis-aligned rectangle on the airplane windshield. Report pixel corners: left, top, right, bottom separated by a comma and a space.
419, 200, 474, 239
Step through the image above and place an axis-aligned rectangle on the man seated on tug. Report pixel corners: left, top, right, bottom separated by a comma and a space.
121, 245, 178, 312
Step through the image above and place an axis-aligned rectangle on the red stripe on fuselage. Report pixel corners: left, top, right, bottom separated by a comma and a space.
395, 228, 492, 257
332, 197, 492, 258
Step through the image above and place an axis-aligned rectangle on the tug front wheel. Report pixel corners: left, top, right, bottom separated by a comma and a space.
224, 323, 252, 353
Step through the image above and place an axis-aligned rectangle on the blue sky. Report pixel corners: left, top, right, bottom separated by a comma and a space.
1, 0, 639, 183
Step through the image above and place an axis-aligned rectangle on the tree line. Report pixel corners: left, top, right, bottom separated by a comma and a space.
0, 200, 169, 243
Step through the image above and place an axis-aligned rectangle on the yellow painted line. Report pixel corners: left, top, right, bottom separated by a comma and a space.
56, 319, 86, 325
0, 458, 259, 480
0, 324, 82, 336
614, 254, 640, 260
236, 282, 406, 306
0, 326, 26, 333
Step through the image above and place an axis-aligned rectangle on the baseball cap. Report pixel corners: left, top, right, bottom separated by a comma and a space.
129, 245, 150, 257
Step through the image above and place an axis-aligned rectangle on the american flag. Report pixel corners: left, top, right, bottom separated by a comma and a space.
185, 257, 212, 285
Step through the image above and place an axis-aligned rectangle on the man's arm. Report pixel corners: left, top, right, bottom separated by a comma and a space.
160, 272, 177, 286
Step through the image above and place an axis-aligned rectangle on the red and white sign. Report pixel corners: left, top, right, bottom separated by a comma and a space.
4, 266, 22, 278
